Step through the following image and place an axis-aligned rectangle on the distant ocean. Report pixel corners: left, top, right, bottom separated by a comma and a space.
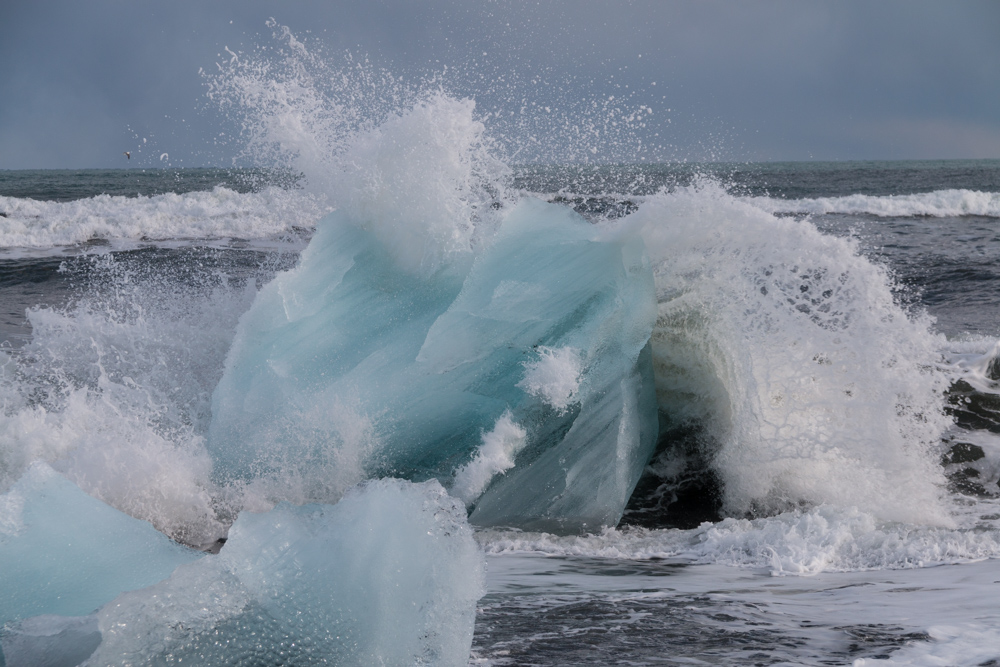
2, 157, 1000, 665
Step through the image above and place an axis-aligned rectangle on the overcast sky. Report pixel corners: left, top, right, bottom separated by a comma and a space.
1, 0, 998, 169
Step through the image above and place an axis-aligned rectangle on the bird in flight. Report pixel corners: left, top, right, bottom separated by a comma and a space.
123, 151, 131, 160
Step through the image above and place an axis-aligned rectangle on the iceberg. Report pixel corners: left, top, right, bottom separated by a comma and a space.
208, 198, 659, 531
4, 478, 484, 667
0, 463, 201, 626
1, 615, 101, 667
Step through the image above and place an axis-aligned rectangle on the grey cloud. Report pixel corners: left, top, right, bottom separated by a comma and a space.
1, 0, 998, 168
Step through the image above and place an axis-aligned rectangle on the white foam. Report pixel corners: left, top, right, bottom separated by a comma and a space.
749, 188, 1000, 218
943, 337, 1000, 394
854, 626, 1000, 666
625, 181, 954, 526
517, 346, 584, 412
0, 253, 256, 546
330, 93, 510, 275
478, 503, 1000, 574
452, 411, 528, 505
0, 186, 324, 251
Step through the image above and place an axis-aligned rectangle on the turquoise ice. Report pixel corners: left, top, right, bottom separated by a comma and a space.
3, 478, 483, 667
208, 198, 659, 531
0, 463, 201, 626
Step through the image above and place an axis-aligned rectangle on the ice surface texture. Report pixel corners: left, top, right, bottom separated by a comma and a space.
3, 478, 484, 667
0, 463, 200, 626
208, 198, 659, 531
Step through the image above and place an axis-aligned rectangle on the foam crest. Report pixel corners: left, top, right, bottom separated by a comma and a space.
624, 181, 953, 525
478, 503, 1000, 574
944, 337, 1000, 394
855, 625, 1000, 666
750, 188, 1000, 218
0, 187, 323, 252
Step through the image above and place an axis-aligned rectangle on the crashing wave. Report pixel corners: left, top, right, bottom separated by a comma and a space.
749, 188, 1000, 218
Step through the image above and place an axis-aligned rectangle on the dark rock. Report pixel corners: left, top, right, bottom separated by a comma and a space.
941, 442, 986, 465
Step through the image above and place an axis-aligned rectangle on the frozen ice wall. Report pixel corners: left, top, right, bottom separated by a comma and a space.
202, 33, 660, 530
208, 194, 659, 531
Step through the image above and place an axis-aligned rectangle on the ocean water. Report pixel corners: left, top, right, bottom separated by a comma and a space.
4, 34, 1000, 666
3, 157, 1000, 665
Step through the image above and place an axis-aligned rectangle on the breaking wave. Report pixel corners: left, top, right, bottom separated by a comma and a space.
0, 186, 323, 254
0, 21, 973, 573
750, 188, 1000, 218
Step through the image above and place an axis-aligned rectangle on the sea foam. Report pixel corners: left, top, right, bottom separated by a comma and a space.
0, 186, 323, 253
631, 181, 953, 526
750, 188, 1000, 218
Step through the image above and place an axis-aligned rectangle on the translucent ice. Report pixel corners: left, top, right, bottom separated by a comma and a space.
0, 463, 200, 626
6, 478, 484, 667
208, 198, 659, 531
1, 615, 101, 667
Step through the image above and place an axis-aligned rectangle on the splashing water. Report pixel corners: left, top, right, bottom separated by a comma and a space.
627, 181, 953, 526
0, 23, 962, 551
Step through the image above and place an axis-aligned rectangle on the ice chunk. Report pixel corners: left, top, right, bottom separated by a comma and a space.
470, 342, 659, 531
208, 198, 659, 531
1, 615, 101, 667
15, 479, 484, 667
207, 206, 468, 490
0, 463, 200, 625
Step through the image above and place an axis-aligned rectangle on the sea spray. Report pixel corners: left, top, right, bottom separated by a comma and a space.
0, 250, 270, 546
749, 188, 1000, 218
203, 19, 428, 199
329, 93, 510, 275
627, 181, 954, 526
0, 19, 972, 550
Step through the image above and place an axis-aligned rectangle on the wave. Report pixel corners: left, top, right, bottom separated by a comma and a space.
7, 22, 999, 667
750, 188, 1000, 218
0, 186, 325, 253
5, 183, 995, 258
477, 501, 1000, 574
631, 181, 953, 527
0, 152, 957, 546
0, 22, 976, 565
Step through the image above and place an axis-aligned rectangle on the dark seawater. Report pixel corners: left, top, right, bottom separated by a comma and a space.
4, 160, 1000, 665
0, 167, 298, 202
513, 159, 1000, 198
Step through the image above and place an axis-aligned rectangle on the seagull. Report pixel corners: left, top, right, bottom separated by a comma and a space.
123, 151, 130, 160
